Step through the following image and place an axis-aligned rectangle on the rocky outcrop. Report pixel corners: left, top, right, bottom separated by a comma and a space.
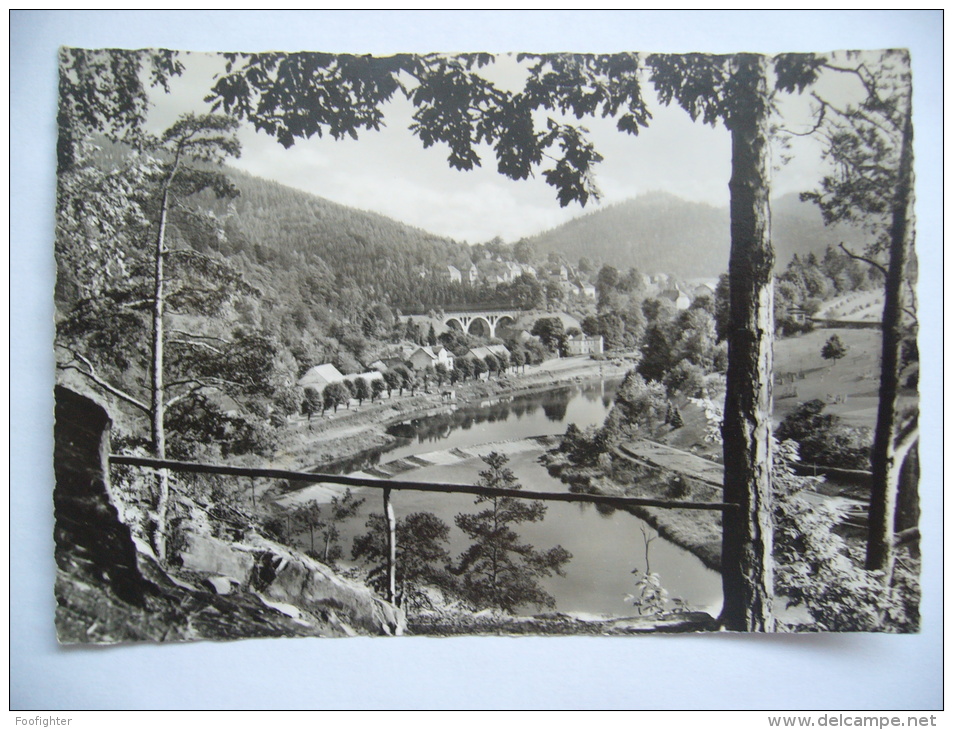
53, 386, 404, 643
181, 531, 404, 636
53, 386, 154, 609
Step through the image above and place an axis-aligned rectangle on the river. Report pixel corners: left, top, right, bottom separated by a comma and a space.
286, 378, 723, 619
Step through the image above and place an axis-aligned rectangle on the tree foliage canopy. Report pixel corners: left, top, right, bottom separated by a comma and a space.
207, 52, 656, 208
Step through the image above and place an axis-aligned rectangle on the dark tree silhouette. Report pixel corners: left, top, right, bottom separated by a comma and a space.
55, 112, 274, 563
821, 334, 849, 366
352, 511, 457, 610
649, 52, 827, 630
453, 452, 571, 612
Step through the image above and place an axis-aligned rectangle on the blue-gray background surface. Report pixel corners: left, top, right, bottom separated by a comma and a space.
10, 9, 943, 710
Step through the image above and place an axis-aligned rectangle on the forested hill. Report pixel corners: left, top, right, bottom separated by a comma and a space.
525, 191, 869, 278
206, 168, 476, 311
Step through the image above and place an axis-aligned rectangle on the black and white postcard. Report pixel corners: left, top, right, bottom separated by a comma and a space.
52, 46, 921, 644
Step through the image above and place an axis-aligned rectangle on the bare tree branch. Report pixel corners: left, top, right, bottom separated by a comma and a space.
838, 242, 889, 279
168, 329, 227, 342
164, 376, 242, 390
56, 347, 151, 415
776, 103, 826, 137
116, 298, 153, 310
164, 383, 208, 409
809, 91, 899, 139
167, 339, 224, 355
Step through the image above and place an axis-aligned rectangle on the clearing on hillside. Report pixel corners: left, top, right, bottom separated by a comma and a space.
813, 291, 884, 324
773, 327, 897, 429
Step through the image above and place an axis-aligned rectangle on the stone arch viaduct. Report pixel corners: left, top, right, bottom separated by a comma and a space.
441, 308, 521, 339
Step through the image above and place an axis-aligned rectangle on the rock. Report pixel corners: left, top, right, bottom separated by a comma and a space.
53, 386, 406, 642
179, 529, 406, 636
204, 575, 235, 595
53, 387, 155, 617
243, 533, 406, 636
180, 532, 257, 583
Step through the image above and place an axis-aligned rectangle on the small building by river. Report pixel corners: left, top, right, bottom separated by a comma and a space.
566, 334, 604, 356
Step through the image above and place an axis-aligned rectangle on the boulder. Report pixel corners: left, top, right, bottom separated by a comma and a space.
179, 529, 404, 636
53, 386, 405, 642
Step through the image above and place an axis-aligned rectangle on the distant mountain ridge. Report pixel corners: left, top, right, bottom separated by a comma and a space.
526, 191, 869, 278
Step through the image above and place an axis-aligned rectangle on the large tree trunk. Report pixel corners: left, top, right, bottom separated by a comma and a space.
894, 445, 920, 536
865, 104, 916, 581
150, 157, 179, 564
720, 54, 776, 632
150, 182, 171, 563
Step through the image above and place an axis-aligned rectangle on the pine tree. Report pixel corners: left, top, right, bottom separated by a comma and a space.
671, 406, 684, 429
453, 452, 571, 612
352, 511, 456, 610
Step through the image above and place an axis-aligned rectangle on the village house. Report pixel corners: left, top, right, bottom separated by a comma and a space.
581, 283, 597, 299
660, 287, 692, 310
504, 262, 523, 282
465, 344, 511, 370
404, 345, 455, 371
565, 333, 604, 356
468, 264, 479, 284
446, 265, 462, 284
297, 363, 347, 394
369, 356, 405, 372
787, 306, 809, 324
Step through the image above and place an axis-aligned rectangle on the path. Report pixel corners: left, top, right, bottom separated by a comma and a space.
615, 439, 867, 520
616, 441, 724, 489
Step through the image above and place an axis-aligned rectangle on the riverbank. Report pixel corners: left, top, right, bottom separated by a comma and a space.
273, 435, 560, 508
274, 431, 722, 619
542, 446, 724, 573
270, 355, 631, 477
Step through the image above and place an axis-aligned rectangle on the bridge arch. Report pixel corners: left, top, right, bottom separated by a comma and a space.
445, 317, 465, 333
439, 309, 521, 339
493, 314, 518, 337
466, 317, 492, 338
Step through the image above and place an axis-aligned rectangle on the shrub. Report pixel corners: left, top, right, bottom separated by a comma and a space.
773, 440, 915, 631
352, 511, 457, 611
775, 399, 871, 469
663, 360, 706, 397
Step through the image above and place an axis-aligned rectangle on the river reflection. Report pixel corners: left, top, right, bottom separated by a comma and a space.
387, 379, 621, 457
329, 450, 722, 619
323, 379, 621, 474
304, 376, 723, 619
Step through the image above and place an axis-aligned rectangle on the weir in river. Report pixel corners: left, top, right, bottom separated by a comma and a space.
284, 378, 723, 618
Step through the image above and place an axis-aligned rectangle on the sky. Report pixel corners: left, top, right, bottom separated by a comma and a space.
143, 50, 850, 244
